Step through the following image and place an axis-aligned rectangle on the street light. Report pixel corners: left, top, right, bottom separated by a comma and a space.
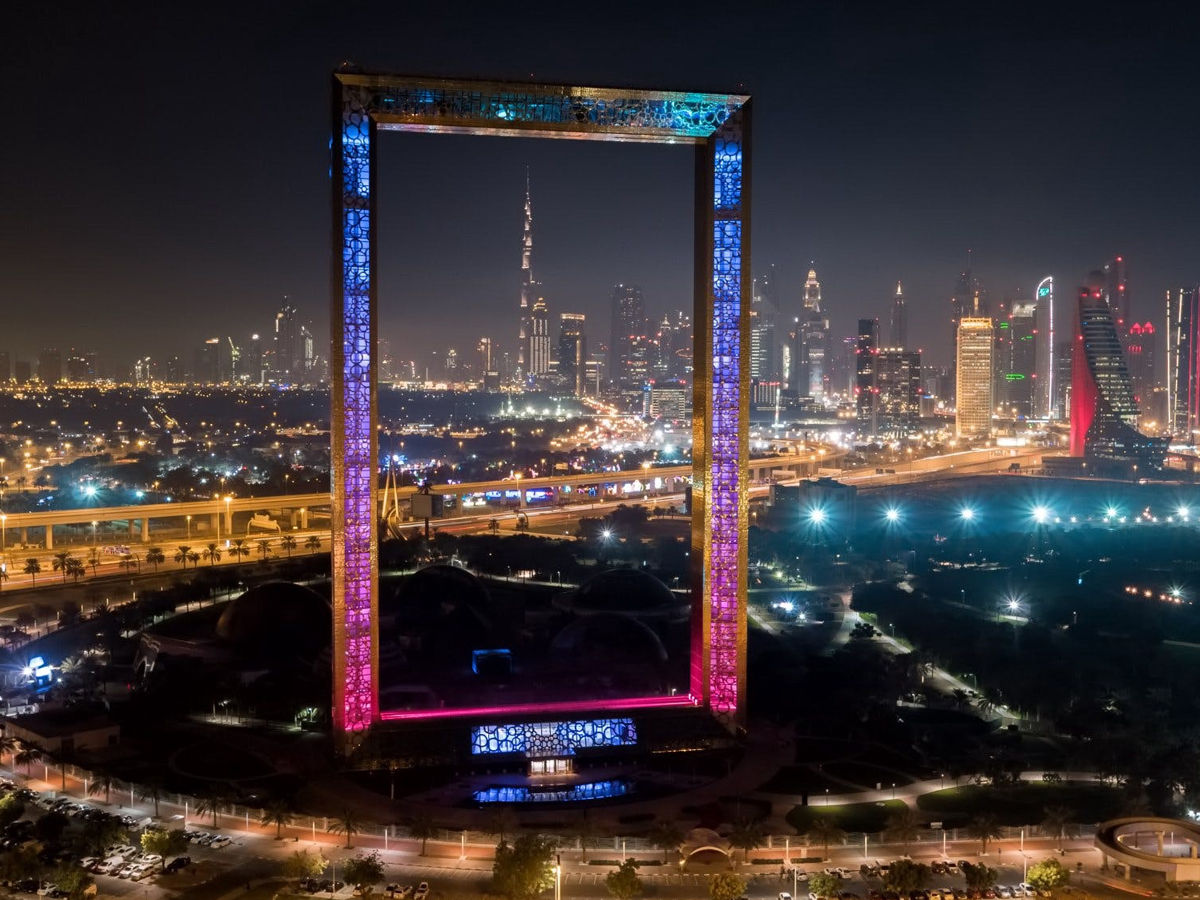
91, 521, 98, 548
884, 507, 900, 524
186, 514, 192, 540
1032, 505, 1050, 524
0, 513, 6, 554
223, 496, 232, 547
959, 506, 976, 522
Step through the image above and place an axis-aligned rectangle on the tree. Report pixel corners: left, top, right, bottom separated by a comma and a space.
141, 828, 187, 869
0, 736, 16, 768
0, 794, 25, 828
1041, 806, 1073, 850
282, 849, 328, 883
485, 807, 519, 844
145, 547, 165, 572
52, 551, 72, 583
203, 542, 222, 566
330, 809, 364, 848
87, 773, 121, 806
0, 566, 7, 592
305, 535, 322, 553
805, 817, 846, 860
967, 814, 1002, 855
14, 744, 42, 775
118, 554, 138, 574
193, 796, 221, 829
280, 534, 298, 558
188, 550, 200, 568
1026, 858, 1070, 892
491, 835, 556, 900
883, 807, 922, 853
174, 545, 192, 568
961, 863, 998, 891
648, 820, 685, 863
23, 558, 40, 585
256, 539, 272, 561
710, 872, 748, 900
407, 813, 438, 856
50, 863, 94, 900
884, 860, 930, 894
342, 851, 385, 895
808, 873, 841, 900
566, 814, 599, 862
139, 779, 166, 818
34, 810, 69, 843
86, 549, 100, 577
79, 817, 129, 855
605, 860, 644, 900
228, 538, 250, 562
728, 817, 766, 863
261, 800, 294, 840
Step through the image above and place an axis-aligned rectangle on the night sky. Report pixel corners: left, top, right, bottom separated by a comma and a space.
5, 0, 1200, 371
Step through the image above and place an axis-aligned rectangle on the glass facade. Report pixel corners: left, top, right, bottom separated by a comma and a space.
469, 718, 637, 756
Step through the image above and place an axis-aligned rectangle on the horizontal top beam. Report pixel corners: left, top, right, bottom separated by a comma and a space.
336, 70, 747, 143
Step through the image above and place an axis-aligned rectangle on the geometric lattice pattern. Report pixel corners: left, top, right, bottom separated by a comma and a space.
330, 69, 751, 741
474, 780, 632, 804
469, 718, 638, 757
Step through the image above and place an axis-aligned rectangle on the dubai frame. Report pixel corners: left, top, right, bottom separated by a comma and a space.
330, 68, 751, 745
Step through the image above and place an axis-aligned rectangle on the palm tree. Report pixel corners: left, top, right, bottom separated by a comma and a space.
203, 543, 222, 566
23, 558, 41, 585
806, 817, 846, 861
187, 550, 200, 568
139, 779, 165, 818
193, 796, 221, 829
485, 807, 519, 845
728, 817, 767, 863
0, 736, 17, 768
14, 744, 42, 775
87, 772, 120, 805
261, 800, 294, 839
967, 814, 1002, 855
566, 814, 600, 862
144, 546, 165, 572
1041, 806, 1073, 850
256, 539, 272, 561
407, 813, 438, 856
86, 549, 101, 576
648, 820, 684, 863
118, 554, 138, 574
174, 545, 193, 568
280, 535, 297, 558
52, 551, 72, 583
305, 535, 322, 553
883, 807, 921, 853
329, 809, 363, 848
227, 538, 250, 563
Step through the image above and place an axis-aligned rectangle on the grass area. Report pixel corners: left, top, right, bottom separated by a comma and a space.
915, 782, 1124, 827
822, 761, 916, 789
786, 799, 908, 834
758, 766, 846, 795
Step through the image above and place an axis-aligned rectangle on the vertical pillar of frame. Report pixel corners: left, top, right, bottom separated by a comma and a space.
330, 76, 380, 744
690, 140, 713, 707
699, 103, 751, 728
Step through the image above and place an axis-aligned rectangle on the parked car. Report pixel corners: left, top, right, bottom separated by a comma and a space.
413, 883, 430, 900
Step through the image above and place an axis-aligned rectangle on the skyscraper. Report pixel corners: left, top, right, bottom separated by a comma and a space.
528, 297, 550, 375
1071, 271, 1162, 464
750, 266, 780, 381
274, 301, 306, 383
1103, 256, 1130, 337
855, 318, 879, 434
794, 266, 829, 399
610, 284, 647, 390
517, 170, 536, 380
999, 299, 1037, 419
876, 347, 921, 435
0, 352, 9, 382
557, 313, 586, 396
956, 303, 994, 438
1035, 277, 1056, 418
949, 254, 980, 396
889, 281, 907, 348
37, 348, 62, 384
1167, 286, 1200, 441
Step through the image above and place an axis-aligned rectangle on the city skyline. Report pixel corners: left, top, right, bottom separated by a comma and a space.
5, 3, 1200, 368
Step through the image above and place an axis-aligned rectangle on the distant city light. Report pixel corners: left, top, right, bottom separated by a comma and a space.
1178, 505, 1190, 520
1106, 505, 1119, 519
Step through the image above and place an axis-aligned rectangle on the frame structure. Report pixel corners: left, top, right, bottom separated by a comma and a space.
331, 68, 751, 742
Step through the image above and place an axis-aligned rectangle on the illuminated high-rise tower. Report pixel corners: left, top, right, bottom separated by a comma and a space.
1167, 287, 1200, 441
793, 266, 829, 398
517, 169, 537, 380
529, 297, 550, 375
890, 280, 907, 348
956, 294, 994, 438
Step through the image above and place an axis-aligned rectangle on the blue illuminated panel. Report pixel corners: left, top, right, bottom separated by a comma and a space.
474, 780, 632, 803
470, 718, 637, 756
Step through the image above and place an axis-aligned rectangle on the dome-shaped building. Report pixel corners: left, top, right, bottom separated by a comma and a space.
216, 581, 331, 661
553, 568, 688, 621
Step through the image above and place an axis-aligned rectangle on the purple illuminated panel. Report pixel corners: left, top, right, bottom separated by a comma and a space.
332, 87, 378, 734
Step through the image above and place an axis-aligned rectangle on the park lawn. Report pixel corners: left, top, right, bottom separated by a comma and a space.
915, 782, 1124, 827
786, 800, 908, 835
759, 766, 847, 795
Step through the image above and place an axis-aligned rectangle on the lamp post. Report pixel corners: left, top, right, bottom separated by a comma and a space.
223, 496, 232, 546
91, 520, 98, 548
1, 513, 6, 554
186, 515, 192, 541
554, 856, 561, 900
